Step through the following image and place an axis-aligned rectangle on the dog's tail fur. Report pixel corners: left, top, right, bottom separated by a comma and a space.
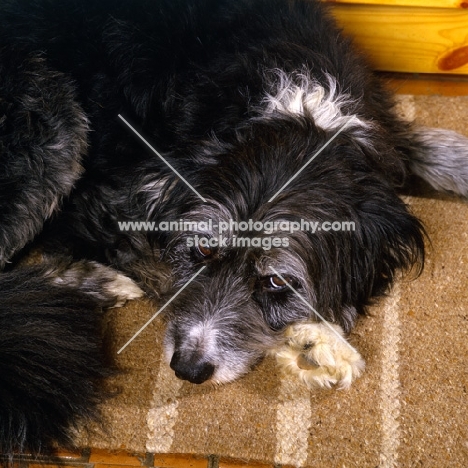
0, 266, 118, 463
407, 127, 468, 197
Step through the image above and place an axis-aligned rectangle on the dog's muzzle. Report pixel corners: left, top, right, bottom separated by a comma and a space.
169, 351, 215, 384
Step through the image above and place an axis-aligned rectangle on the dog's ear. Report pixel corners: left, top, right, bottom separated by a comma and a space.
298, 179, 425, 332
351, 193, 425, 300
330, 189, 424, 329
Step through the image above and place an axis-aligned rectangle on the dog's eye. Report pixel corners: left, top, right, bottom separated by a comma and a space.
197, 244, 213, 257
261, 275, 294, 291
270, 275, 287, 288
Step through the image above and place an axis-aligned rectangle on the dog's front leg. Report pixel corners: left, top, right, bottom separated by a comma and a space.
42, 257, 144, 308
272, 321, 365, 389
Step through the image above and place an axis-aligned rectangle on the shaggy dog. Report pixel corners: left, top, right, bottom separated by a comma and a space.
1, 0, 467, 459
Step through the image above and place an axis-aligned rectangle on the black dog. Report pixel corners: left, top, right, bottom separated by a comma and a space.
1, 0, 467, 459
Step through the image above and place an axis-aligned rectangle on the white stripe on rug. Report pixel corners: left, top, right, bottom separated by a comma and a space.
274, 376, 311, 467
146, 353, 184, 453
394, 95, 416, 123
379, 284, 402, 468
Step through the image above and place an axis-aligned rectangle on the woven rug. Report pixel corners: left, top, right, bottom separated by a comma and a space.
77, 94, 468, 467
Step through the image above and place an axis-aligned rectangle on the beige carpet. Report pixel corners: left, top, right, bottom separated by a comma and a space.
79, 94, 468, 467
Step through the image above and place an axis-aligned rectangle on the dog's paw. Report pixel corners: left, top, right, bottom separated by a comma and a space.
104, 271, 145, 307
273, 321, 365, 390
48, 259, 144, 307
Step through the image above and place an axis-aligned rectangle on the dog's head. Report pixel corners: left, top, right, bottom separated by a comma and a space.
142, 116, 424, 385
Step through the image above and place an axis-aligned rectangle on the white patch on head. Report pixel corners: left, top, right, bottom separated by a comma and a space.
263, 69, 371, 137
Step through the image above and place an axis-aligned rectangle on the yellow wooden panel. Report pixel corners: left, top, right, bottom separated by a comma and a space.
330, 4, 468, 74
327, 0, 466, 9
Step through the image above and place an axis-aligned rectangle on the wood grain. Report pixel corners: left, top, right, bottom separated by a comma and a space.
328, 4, 468, 74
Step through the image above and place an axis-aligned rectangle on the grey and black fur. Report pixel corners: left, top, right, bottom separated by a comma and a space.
1, 0, 467, 459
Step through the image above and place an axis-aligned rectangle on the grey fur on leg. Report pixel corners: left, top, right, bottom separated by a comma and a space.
43, 258, 144, 308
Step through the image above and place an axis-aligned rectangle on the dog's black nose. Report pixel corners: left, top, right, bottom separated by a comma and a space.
170, 352, 215, 384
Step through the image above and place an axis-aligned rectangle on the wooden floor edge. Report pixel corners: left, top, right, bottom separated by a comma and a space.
3, 449, 294, 468
378, 72, 468, 96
